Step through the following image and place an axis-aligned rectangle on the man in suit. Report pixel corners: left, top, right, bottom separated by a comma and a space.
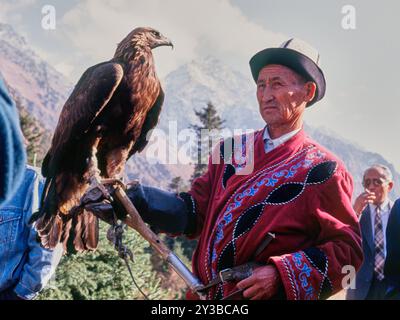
347, 164, 395, 299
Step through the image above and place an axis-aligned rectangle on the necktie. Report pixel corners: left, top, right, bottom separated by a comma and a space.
374, 205, 385, 281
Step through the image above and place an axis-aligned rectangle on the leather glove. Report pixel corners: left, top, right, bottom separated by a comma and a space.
85, 184, 196, 235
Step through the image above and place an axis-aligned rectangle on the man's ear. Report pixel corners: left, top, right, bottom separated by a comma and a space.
305, 81, 317, 103
388, 181, 394, 192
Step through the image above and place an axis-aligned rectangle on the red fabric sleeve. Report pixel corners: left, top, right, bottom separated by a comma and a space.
269, 168, 363, 300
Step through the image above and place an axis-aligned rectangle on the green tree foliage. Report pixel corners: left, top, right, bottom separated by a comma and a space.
168, 176, 188, 194
38, 222, 176, 300
14, 96, 51, 167
164, 102, 225, 263
190, 102, 224, 183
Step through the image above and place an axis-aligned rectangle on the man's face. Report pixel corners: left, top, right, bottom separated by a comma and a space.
256, 64, 314, 127
363, 168, 393, 205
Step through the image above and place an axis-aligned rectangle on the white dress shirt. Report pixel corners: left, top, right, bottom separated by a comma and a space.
263, 126, 301, 153
369, 199, 393, 258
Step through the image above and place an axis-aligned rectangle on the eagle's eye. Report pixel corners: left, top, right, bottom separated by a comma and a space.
152, 31, 160, 37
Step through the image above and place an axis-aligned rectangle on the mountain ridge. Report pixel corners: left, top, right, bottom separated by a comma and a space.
1, 23, 398, 198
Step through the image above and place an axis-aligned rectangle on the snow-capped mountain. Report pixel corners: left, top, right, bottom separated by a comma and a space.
0, 23, 189, 188
160, 55, 400, 198
160, 55, 262, 132
1, 22, 398, 197
0, 23, 71, 130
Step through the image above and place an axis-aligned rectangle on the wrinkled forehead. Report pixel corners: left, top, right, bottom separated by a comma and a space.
364, 167, 387, 180
257, 64, 302, 82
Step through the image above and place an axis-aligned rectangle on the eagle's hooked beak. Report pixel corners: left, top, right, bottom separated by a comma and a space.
153, 35, 174, 50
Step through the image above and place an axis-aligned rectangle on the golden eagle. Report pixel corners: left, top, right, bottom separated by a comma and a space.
32, 27, 173, 252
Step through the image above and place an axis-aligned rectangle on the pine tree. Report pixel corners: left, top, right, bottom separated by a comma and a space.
38, 222, 180, 300
14, 96, 51, 167
162, 102, 226, 263
190, 102, 224, 183
168, 176, 188, 194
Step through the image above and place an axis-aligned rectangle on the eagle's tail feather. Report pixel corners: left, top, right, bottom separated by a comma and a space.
71, 210, 85, 252
32, 175, 99, 253
32, 177, 61, 247
81, 210, 99, 250
64, 207, 99, 253
35, 206, 99, 253
35, 214, 63, 249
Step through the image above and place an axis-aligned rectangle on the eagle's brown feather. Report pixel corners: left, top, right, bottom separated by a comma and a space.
33, 27, 172, 253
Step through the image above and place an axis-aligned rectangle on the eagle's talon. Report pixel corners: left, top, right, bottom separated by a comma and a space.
87, 180, 112, 202
81, 186, 106, 205
101, 178, 126, 190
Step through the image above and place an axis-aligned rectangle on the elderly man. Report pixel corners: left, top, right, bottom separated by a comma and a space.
91, 38, 363, 300
347, 165, 399, 300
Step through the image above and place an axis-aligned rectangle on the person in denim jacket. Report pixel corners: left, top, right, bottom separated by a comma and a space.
0, 166, 63, 300
0, 75, 26, 207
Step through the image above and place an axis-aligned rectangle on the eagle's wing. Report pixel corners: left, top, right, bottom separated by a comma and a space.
43, 62, 124, 177
130, 86, 165, 155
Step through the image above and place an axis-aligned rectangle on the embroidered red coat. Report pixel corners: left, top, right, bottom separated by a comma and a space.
184, 128, 363, 300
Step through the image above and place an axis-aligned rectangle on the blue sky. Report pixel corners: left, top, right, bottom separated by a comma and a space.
1, 0, 399, 171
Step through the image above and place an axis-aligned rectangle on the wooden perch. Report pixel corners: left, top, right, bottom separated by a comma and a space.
83, 181, 206, 298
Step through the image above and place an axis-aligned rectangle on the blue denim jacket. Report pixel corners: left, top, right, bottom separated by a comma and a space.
0, 166, 63, 299
0, 75, 26, 206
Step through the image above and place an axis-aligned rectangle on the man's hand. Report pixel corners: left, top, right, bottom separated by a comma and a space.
236, 264, 282, 300
353, 190, 376, 216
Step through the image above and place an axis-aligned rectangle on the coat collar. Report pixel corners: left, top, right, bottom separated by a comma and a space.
361, 205, 374, 253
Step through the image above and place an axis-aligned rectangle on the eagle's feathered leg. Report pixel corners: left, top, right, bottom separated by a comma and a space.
65, 131, 107, 253
86, 144, 134, 214
105, 143, 133, 181
85, 135, 112, 201
62, 130, 110, 252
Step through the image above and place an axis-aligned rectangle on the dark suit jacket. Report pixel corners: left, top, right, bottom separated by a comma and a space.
347, 200, 400, 299
384, 199, 400, 299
